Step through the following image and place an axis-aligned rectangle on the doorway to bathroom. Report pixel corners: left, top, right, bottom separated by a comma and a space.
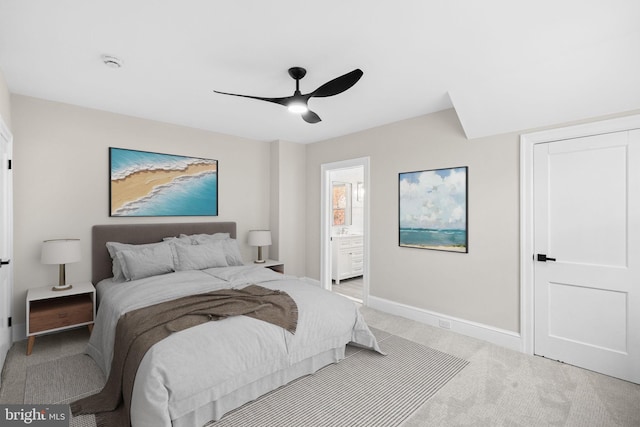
320, 157, 369, 305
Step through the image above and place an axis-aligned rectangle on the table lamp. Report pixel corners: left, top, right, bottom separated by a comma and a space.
41, 239, 81, 291
247, 230, 271, 264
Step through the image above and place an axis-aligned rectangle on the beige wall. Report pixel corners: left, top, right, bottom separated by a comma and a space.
306, 109, 521, 332
0, 68, 10, 130
269, 140, 307, 277
10, 95, 273, 328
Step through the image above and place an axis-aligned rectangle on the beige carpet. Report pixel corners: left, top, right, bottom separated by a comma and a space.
3, 307, 640, 426
18, 329, 467, 427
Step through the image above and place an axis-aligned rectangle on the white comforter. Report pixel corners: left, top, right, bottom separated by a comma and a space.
86, 266, 380, 427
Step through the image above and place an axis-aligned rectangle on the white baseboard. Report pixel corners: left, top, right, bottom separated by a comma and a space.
368, 296, 523, 352
10, 285, 522, 354
302, 279, 522, 352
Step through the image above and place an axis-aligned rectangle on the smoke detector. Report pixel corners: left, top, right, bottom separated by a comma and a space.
102, 55, 123, 69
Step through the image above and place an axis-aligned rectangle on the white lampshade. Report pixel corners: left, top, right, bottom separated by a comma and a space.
41, 239, 81, 291
41, 239, 81, 265
247, 230, 272, 247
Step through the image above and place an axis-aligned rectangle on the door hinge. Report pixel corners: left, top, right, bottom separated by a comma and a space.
7, 159, 11, 170
8, 317, 11, 327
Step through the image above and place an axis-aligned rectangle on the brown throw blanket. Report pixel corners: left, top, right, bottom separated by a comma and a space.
71, 285, 298, 427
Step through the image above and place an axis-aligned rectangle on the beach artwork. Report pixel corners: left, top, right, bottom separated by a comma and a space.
399, 166, 467, 252
109, 147, 218, 217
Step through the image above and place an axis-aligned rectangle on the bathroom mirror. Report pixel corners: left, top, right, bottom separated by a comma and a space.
332, 182, 352, 226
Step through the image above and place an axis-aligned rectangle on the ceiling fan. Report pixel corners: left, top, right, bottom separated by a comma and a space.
214, 67, 363, 124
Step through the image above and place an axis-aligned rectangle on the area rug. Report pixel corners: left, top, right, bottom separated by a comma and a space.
24, 353, 103, 427
23, 331, 468, 427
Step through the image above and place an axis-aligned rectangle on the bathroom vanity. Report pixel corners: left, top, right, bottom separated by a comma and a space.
331, 234, 363, 284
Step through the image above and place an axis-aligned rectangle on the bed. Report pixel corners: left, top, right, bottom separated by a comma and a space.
84, 222, 381, 427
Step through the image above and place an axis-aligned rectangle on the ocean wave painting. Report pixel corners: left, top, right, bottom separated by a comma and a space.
399, 166, 467, 252
110, 147, 218, 217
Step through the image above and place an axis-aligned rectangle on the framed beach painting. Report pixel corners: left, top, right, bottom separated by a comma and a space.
109, 147, 218, 217
399, 166, 468, 253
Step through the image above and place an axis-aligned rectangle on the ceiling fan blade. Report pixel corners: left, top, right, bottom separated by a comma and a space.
301, 110, 321, 124
310, 69, 363, 98
213, 90, 292, 107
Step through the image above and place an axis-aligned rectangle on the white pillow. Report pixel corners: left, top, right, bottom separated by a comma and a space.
221, 239, 245, 266
163, 235, 193, 244
172, 240, 229, 271
185, 233, 231, 244
183, 233, 245, 266
116, 244, 175, 281
106, 241, 174, 281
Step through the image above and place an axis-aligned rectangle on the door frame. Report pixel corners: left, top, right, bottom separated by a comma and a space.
0, 113, 13, 384
520, 114, 640, 355
320, 157, 370, 305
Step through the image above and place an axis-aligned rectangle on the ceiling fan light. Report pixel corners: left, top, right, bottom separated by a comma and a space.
288, 101, 308, 114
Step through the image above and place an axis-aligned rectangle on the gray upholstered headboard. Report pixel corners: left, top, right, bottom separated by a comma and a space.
92, 222, 237, 284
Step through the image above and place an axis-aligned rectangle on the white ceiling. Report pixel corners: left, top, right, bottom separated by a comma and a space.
1, 1, 638, 143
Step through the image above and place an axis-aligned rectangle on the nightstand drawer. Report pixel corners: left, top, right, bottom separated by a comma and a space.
29, 294, 93, 334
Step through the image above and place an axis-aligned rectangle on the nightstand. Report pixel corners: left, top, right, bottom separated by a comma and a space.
26, 282, 96, 355
263, 259, 284, 273
249, 259, 284, 273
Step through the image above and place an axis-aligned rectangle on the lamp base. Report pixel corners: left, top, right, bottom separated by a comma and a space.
254, 246, 266, 264
53, 264, 73, 291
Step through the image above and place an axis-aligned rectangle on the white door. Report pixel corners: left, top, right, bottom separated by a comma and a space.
533, 129, 639, 383
0, 117, 13, 384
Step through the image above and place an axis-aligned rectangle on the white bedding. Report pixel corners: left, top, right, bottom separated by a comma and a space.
86, 266, 381, 427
